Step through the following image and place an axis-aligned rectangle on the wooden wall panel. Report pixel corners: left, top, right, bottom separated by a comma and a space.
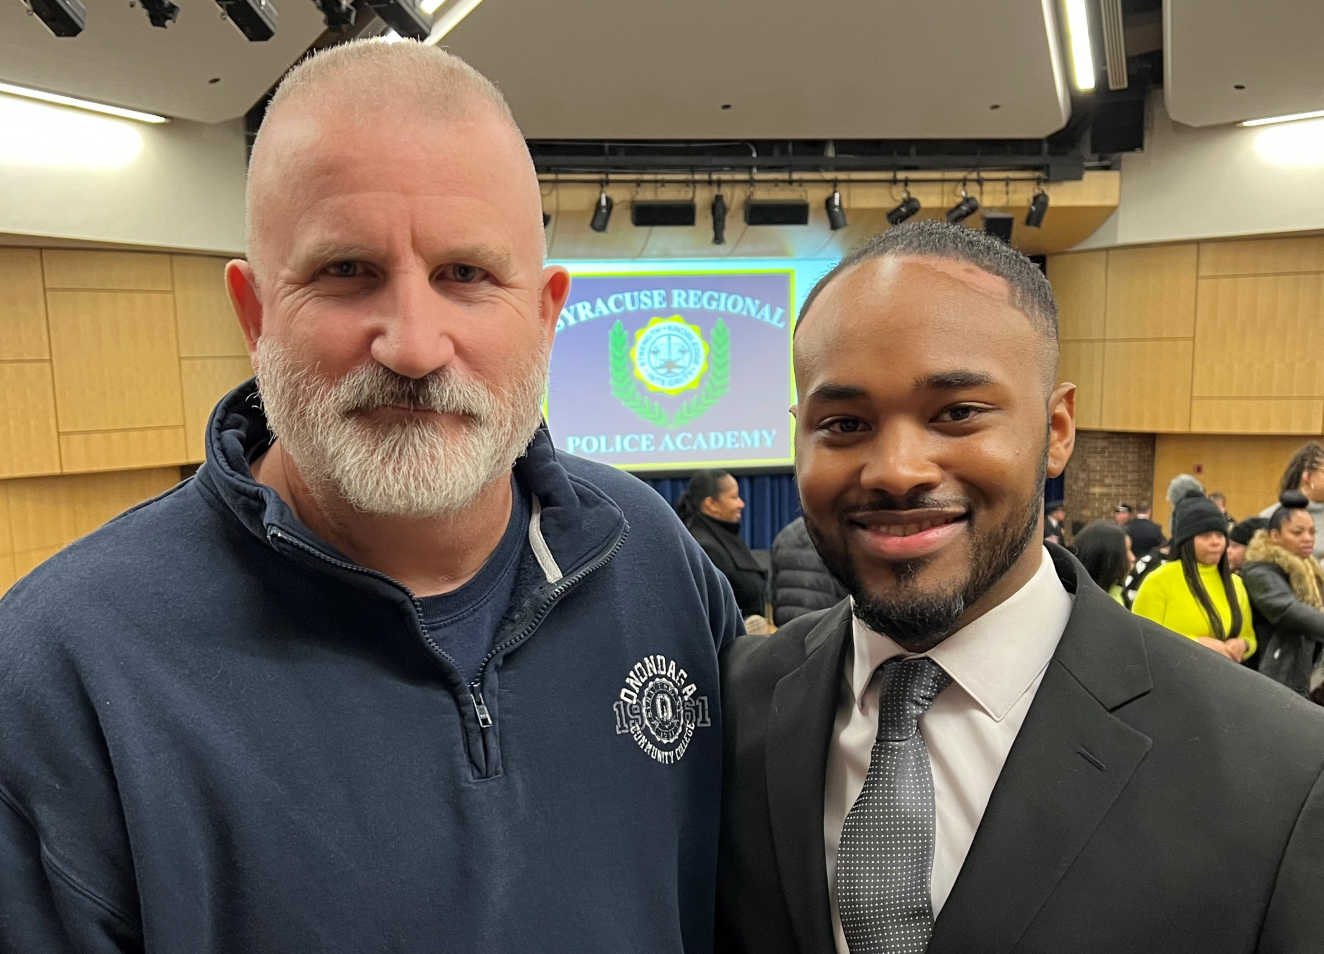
172, 255, 248, 358
181, 357, 252, 462
0, 362, 61, 478
1101, 339, 1193, 432
1, 468, 180, 593
1199, 236, 1324, 277
1191, 273, 1324, 399
1046, 252, 1107, 341
1105, 244, 1198, 339
1059, 341, 1104, 429
42, 250, 173, 291
1189, 398, 1324, 435
0, 482, 12, 559
1153, 434, 1309, 529
46, 290, 185, 433
59, 428, 187, 473
0, 249, 51, 360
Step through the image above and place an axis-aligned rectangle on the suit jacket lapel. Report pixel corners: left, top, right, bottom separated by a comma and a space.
765, 601, 853, 954
928, 548, 1155, 954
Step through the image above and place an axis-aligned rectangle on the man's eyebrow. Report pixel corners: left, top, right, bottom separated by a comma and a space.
916, 370, 997, 391
290, 241, 514, 275
805, 383, 868, 403
449, 243, 512, 275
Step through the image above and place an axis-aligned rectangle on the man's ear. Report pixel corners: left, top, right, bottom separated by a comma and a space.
1047, 382, 1077, 478
539, 265, 573, 344
226, 260, 263, 359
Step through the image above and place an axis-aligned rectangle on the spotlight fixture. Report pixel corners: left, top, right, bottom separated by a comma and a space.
589, 186, 613, 233
824, 184, 848, 231
946, 189, 979, 225
25, 0, 85, 36
711, 192, 727, 245
365, 0, 430, 40
311, 0, 355, 30
1025, 188, 1049, 228
214, 0, 278, 40
139, 0, 180, 28
886, 185, 921, 226
542, 212, 550, 228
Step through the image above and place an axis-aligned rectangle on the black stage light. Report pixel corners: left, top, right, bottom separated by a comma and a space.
27, 0, 85, 36
365, 0, 429, 40
886, 194, 921, 226
946, 194, 980, 224
982, 210, 1015, 244
214, 0, 278, 40
140, 0, 179, 27
1025, 190, 1050, 228
825, 185, 848, 231
589, 188, 613, 233
745, 200, 810, 226
632, 201, 696, 227
711, 193, 727, 245
312, 0, 355, 30
542, 212, 551, 228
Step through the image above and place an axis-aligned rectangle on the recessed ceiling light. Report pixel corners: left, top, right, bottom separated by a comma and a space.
1241, 108, 1324, 128
1064, 0, 1096, 91
0, 81, 167, 124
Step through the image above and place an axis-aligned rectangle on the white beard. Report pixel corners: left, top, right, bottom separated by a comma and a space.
255, 339, 547, 518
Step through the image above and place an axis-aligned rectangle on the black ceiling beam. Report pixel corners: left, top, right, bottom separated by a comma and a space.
529, 152, 1086, 181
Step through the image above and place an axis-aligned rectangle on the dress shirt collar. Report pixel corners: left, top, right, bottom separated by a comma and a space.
849, 547, 1073, 722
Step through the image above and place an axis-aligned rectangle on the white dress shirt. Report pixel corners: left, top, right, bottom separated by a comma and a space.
824, 547, 1073, 953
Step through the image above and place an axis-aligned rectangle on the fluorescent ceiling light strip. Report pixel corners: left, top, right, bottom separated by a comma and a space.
1241, 109, 1324, 128
0, 81, 167, 124
424, 0, 485, 38
1063, 0, 1096, 91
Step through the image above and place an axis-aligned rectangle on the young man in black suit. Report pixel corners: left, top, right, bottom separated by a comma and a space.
717, 221, 1324, 954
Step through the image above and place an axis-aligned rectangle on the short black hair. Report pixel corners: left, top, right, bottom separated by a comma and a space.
794, 220, 1058, 343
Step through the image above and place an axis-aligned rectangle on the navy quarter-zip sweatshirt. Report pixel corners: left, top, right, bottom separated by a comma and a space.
0, 381, 740, 954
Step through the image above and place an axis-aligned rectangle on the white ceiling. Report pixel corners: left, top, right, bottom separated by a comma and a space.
444, 0, 1072, 139
0, 0, 1073, 136
0, 0, 327, 123
1165, 0, 1324, 127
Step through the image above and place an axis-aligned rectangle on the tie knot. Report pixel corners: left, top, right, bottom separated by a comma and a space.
874, 656, 952, 741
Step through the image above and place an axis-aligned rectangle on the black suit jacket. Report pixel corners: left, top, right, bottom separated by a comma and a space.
717, 546, 1324, 954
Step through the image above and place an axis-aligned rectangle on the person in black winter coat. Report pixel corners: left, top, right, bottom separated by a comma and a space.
1242, 490, 1324, 700
677, 470, 768, 619
768, 516, 848, 625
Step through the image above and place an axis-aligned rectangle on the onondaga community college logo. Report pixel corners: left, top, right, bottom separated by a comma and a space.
614, 653, 712, 764
609, 316, 731, 429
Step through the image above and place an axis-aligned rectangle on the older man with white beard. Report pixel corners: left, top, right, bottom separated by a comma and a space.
0, 41, 739, 954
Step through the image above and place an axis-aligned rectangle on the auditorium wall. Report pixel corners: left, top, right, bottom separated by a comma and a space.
0, 247, 252, 595
1048, 231, 1324, 534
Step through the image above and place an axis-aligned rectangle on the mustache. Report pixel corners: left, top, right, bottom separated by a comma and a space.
330, 363, 494, 422
841, 492, 970, 516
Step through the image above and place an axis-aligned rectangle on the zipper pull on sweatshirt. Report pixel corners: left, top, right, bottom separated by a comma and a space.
472, 690, 493, 728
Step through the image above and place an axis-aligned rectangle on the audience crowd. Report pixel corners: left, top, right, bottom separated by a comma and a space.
678, 440, 1324, 706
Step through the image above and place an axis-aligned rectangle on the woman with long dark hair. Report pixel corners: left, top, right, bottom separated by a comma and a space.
1259, 441, 1324, 558
1132, 492, 1256, 664
1243, 491, 1324, 699
676, 470, 767, 619
1072, 520, 1133, 604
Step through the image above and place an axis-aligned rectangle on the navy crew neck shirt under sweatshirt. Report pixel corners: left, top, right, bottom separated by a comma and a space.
416, 474, 530, 683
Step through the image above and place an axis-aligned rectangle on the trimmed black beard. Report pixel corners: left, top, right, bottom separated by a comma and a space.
805, 450, 1048, 651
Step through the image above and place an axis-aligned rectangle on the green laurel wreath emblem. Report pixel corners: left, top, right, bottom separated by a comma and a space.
610, 318, 731, 428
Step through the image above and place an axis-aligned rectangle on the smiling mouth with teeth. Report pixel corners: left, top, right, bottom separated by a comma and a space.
876, 515, 961, 537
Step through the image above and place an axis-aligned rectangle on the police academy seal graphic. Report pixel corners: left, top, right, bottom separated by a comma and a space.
614, 654, 712, 765
608, 316, 731, 429
631, 316, 709, 395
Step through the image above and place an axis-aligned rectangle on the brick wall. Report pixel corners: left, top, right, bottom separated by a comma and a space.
1063, 431, 1156, 534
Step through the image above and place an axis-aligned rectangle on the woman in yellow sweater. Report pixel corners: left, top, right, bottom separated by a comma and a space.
1132, 491, 1256, 663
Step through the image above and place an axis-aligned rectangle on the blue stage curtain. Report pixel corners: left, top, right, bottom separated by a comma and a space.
640, 472, 801, 550
644, 470, 1067, 551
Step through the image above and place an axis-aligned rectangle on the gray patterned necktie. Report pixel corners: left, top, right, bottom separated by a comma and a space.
836, 656, 953, 954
